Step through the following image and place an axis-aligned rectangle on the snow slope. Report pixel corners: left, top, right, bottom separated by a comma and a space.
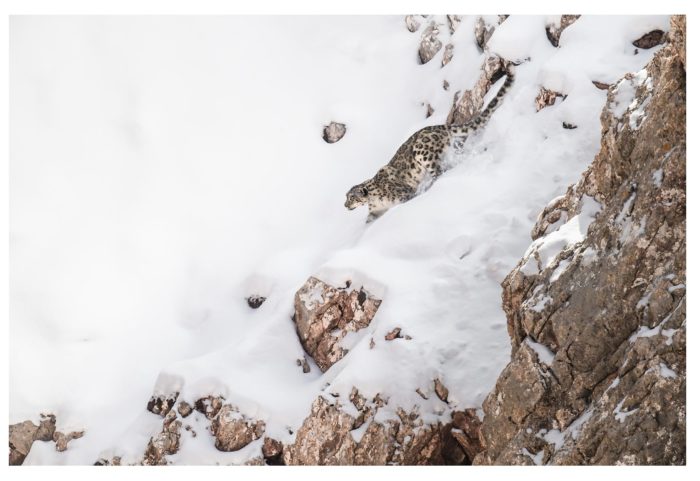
9, 15, 669, 464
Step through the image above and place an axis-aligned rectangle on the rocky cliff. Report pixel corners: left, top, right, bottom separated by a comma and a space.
474, 15, 686, 466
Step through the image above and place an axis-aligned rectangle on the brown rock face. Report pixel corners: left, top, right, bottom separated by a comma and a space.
475, 15, 685, 466
545, 15, 581, 47
9, 420, 39, 465
283, 395, 484, 465
451, 409, 486, 461
293, 277, 381, 372
211, 405, 265, 452
283, 397, 356, 465
262, 437, 283, 465
9, 414, 84, 464
670, 16, 685, 67
446, 56, 507, 126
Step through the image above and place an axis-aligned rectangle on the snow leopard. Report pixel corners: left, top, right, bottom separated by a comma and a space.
345, 61, 515, 222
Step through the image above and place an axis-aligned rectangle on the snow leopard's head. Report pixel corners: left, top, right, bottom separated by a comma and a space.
345, 182, 370, 210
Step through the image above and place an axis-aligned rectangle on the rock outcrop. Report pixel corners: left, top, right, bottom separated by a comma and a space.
446, 56, 507, 126
129, 392, 268, 465
211, 405, 265, 452
474, 15, 508, 52
474, 16, 685, 466
143, 410, 182, 465
9, 414, 84, 464
405, 15, 422, 34
418, 21, 442, 64
9, 421, 41, 465
545, 15, 581, 48
293, 277, 381, 372
283, 394, 482, 465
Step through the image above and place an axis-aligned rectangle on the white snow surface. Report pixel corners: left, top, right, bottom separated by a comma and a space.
10, 15, 669, 464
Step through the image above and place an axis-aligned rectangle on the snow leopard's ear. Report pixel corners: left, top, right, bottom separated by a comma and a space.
360, 186, 369, 196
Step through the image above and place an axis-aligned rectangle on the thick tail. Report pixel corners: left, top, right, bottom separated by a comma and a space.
449, 61, 515, 135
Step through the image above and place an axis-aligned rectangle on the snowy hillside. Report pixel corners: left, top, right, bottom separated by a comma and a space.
9, 15, 670, 464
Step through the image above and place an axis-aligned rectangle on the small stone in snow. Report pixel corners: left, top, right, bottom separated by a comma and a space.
54, 430, 84, 452
322, 121, 347, 144
247, 295, 266, 309
385, 327, 402, 340
434, 378, 449, 403
296, 357, 310, 373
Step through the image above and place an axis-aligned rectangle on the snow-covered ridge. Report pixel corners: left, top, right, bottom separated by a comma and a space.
10, 15, 669, 464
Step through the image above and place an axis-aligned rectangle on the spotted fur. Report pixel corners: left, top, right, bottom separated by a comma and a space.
345, 62, 515, 222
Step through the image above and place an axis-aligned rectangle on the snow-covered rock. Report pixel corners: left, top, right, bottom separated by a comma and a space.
418, 21, 443, 64
476, 15, 685, 465
211, 405, 265, 452
293, 276, 381, 372
545, 15, 581, 48
446, 55, 505, 125
283, 395, 477, 465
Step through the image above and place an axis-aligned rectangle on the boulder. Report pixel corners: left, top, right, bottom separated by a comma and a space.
322, 121, 346, 144
633, 29, 665, 49
54, 430, 84, 452
262, 437, 283, 465
211, 405, 265, 452
293, 277, 381, 372
405, 15, 422, 33
418, 21, 442, 64
9, 420, 39, 465
143, 410, 181, 465
9, 414, 60, 465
